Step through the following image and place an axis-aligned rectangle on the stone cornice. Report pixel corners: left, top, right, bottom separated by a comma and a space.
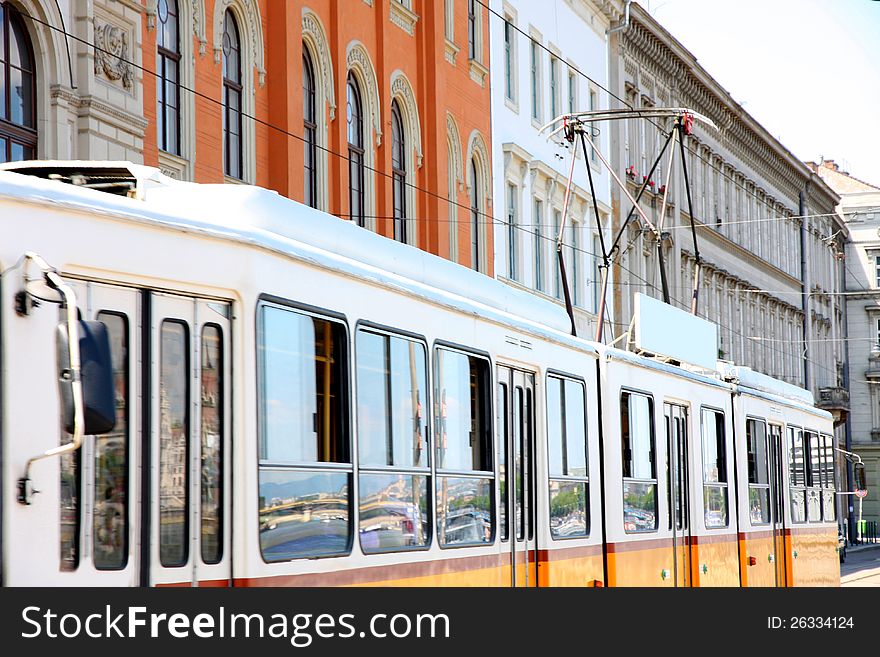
50, 86, 149, 132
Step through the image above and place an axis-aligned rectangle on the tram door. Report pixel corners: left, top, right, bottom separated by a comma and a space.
149, 293, 232, 586
665, 403, 691, 587
497, 366, 538, 587
768, 424, 788, 586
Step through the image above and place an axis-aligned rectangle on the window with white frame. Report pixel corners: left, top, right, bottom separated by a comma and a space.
534, 198, 544, 291
549, 55, 559, 119
507, 182, 518, 280
589, 87, 599, 163
875, 255, 880, 287
503, 17, 517, 103
567, 69, 577, 114
530, 38, 542, 122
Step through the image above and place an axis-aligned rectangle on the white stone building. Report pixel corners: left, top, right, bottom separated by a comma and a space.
813, 159, 880, 530
489, 0, 624, 337
0, 0, 145, 164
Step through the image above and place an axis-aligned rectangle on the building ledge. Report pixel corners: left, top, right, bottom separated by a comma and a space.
444, 38, 459, 65
390, 1, 418, 36
469, 58, 488, 87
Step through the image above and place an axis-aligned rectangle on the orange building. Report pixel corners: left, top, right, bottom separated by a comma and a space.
141, 0, 493, 275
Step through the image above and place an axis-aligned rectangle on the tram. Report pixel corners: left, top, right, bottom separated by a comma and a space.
0, 161, 839, 586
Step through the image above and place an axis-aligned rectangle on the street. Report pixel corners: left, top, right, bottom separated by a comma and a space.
840, 545, 880, 587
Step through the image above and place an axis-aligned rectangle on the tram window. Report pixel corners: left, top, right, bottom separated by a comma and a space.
59, 445, 81, 572
258, 303, 352, 561
498, 382, 509, 542
435, 348, 493, 546
620, 391, 657, 533
788, 427, 807, 524
159, 320, 190, 568
547, 376, 589, 539
201, 324, 224, 565
821, 435, 836, 522
805, 431, 822, 522
93, 311, 129, 570
746, 419, 770, 525
700, 408, 728, 529
356, 328, 430, 553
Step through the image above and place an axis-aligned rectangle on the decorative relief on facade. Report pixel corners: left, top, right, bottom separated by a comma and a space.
212, 0, 266, 86
347, 43, 382, 146
93, 19, 134, 89
303, 11, 337, 121
447, 113, 463, 191
147, 1, 208, 54
390, 0, 419, 36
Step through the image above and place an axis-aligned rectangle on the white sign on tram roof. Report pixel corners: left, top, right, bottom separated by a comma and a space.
633, 293, 718, 371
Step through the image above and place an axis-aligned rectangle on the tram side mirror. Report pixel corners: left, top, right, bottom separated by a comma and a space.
854, 462, 867, 494
57, 320, 116, 435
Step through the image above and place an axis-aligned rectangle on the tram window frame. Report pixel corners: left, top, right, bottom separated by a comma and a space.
355, 324, 432, 554
746, 417, 771, 526
820, 434, 836, 523
699, 407, 728, 530
804, 430, 823, 523
787, 425, 807, 524
433, 343, 495, 548
498, 380, 509, 542
93, 310, 130, 571
256, 299, 353, 563
620, 389, 658, 534
546, 372, 590, 540
200, 323, 224, 566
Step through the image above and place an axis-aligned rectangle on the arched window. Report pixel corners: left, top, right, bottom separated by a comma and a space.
156, 0, 180, 155
303, 47, 317, 208
391, 99, 406, 243
0, 2, 36, 162
222, 10, 243, 179
347, 71, 365, 227
470, 158, 481, 271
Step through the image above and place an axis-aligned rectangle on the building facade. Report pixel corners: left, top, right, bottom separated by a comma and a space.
0, 0, 494, 273
489, 0, 622, 337
813, 159, 880, 530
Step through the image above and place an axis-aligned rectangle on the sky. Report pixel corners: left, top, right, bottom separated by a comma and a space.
645, 0, 880, 186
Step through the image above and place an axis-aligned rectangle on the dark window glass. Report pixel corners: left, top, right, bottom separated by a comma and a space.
700, 408, 728, 529
467, 0, 477, 59
497, 382, 508, 541
59, 443, 80, 572
620, 391, 657, 532
470, 159, 480, 271
788, 426, 807, 523
258, 304, 351, 561
93, 312, 129, 569
503, 20, 513, 100
159, 320, 189, 567
0, 3, 37, 161
391, 99, 407, 243
347, 72, 365, 227
805, 431, 823, 522
303, 47, 318, 208
201, 324, 223, 564
821, 434, 836, 522
746, 419, 770, 525
156, 0, 181, 155
547, 376, 589, 538
435, 348, 493, 546
222, 10, 243, 179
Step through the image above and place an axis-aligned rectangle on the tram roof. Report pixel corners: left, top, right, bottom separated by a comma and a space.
0, 161, 578, 342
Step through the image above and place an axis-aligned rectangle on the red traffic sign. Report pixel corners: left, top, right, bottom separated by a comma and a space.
855, 489, 868, 499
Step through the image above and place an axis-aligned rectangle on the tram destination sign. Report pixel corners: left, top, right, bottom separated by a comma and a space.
633, 293, 718, 371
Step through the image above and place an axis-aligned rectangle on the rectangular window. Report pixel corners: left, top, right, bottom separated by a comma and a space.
356, 328, 430, 552
620, 391, 657, 532
435, 348, 493, 546
875, 255, 880, 287
589, 89, 599, 163
497, 382, 509, 541
160, 320, 190, 567
504, 19, 514, 101
547, 375, 589, 538
549, 55, 559, 118
821, 434, 836, 522
788, 427, 807, 523
530, 39, 540, 121
553, 209, 562, 299
592, 234, 601, 313
200, 324, 224, 565
93, 311, 129, 570
258, 303, 351, 561
467, 0, 477, 59
805, 431, 823, 522
701, 408, 728, 528
59, 439, 81, 572
746, 418, 770, 525
507, 182, 518, 280
567, 69, 576, 114
534, 198, 544, 292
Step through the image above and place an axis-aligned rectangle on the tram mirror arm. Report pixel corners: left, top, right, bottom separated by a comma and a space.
17, 253, 116, 505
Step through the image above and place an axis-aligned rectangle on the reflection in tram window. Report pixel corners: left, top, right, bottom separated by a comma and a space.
497, 382, 508, 541
258, 469, 351, 560
788, 427, 807, 523
94, 312, 129, 569
258, 303, 352, 561
435, 348, 493, 546
59, 444, 81, 572
436, 477, 493, 545
746, 419, 770, 525
201, 324, 224, 565
806, 431, 823, 522
356, 329, 427, 468
359, 473, 429, 552
620, 391, 657, 532
160, 320, 190, 567
547, 376, 589, 538
700, 408, 728, 528
821, 435, 836, 522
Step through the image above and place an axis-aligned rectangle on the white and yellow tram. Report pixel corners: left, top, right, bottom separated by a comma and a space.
0, 162, 839, 587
